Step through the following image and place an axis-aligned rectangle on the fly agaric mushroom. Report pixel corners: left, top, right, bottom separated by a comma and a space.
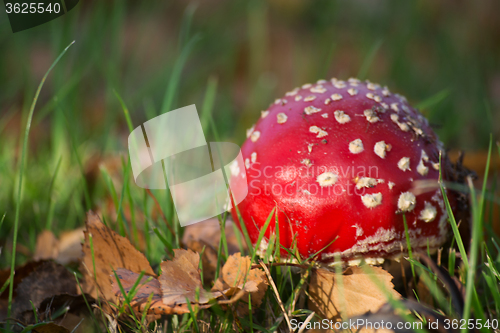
229, 78, 457, 265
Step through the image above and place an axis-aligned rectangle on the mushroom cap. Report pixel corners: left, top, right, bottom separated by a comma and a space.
229, 78, 455, 264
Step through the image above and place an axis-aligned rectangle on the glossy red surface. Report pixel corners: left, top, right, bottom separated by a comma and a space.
230, 79, 453, 261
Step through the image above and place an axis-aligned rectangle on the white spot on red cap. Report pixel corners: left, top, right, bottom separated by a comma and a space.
310, 85, 326, 94
295, 95, 302, 102
309, 126, 328, 138
356, 177, 378, 189
251, 152, 257, 163
245, 158, 250, 169
374, 141, 390, 159
390, 103, 399, 112
390, 113, 410, 132
301, 159, 312, 167
246, 125, 255, 138
331, 93, 343, 101
367, 82, 377, 90
316, 171, 339, 187
334, 110, 351, 124
304, 95, 316, 102
432, 162, 440, 170
250, 131, 260, 142
388, 181, 395, 189
416, 150, 429, 176
417, 159, 429, 176
277, 113, 288, 124
304, 105, 322, 115
353, 224, 364, 237
261, 110, 269, 118
347, 88, 358, 96
361, 193, 383, 208
364, 109, 380, 123
321, 113, 328, 118
349, 139, 364, 154
419, 202, 437, 222
230, 160, 240, 176
302, 83, 312, 89
334, 81, 346, 89
398, 191, 416, 212
398, 157, 411, 171
285, 88, 299, 96
348, 78, 360, 86
382, 87, 390, 96
421, 150, 429, 162
324, 98, 331, 105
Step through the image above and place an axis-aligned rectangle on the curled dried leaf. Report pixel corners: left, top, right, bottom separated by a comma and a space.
212, 253, 268, 315
308, 266, 400, 321
80, 211, 155, 301
159, 249, 213, 305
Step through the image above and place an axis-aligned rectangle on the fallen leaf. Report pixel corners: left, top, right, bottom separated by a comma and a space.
80, 211, 155, 301
212, 253, 267, 315
19, 293, 94, 333
13, 261, 77, 318
32, 322, 70, 333
112, 268, 193, 315
0, 261, 45, 300
112, 250, 214, 315
33, 230, 59, 261
182, 217, 245, 254
159, 249, 213, 305
308, 266, 400, 321
34, 228, 84, 264
183, 218, 246, 284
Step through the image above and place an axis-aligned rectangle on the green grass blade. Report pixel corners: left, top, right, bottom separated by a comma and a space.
45, 156, 62, 230
357, 39, 383, 80
7, 40, 75, 320
250, 208, 275, 264
438, 153, 468, 270
415, 88, 450, 111
114, 89, 134, 132
402, 214, 415, 278
161, 34, 201, 115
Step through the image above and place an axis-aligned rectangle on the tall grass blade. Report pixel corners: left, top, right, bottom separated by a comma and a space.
7, 40, 75, 321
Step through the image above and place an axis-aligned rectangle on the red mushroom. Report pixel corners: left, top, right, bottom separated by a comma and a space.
229, 78, 456, 265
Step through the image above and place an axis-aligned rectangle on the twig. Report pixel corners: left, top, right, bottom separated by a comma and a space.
251, 262, 312, 270
297, 311, 315, 333
259, 260, 292, 332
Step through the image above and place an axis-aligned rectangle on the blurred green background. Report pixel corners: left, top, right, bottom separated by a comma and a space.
0, 0, 499, 267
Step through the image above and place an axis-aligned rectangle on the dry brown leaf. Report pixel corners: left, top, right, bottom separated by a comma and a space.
112, 251, 214, 315
159, 249, 213, 305
13, 261, 77, 318
308, 266, 400, 321
34, 228, 84, 264
183, 218, 246, 284
32, 322, 70, 333
80, 211, 155, 301
112, 268, 192, 315
34, 230, 59, 261
0, 261, 45, 300
182, 218, 245, 254
212, 253, 267, 315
